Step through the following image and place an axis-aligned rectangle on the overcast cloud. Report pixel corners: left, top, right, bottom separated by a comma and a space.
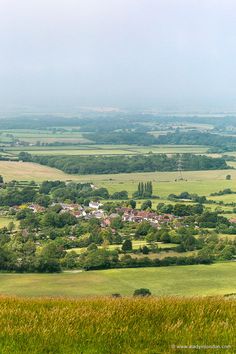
0, 0, 236, 112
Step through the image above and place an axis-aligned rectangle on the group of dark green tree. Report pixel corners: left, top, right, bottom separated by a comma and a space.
19, 152, 228, 175
0, 179, 128, 207
133, 182, 153, 198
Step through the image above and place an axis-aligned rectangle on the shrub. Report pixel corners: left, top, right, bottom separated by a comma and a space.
133, 288, 151, 297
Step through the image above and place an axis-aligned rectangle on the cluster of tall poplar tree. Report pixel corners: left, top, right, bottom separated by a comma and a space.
134, 181, 153, 198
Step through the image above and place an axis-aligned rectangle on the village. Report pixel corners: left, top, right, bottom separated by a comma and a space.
24, 201, 177, 229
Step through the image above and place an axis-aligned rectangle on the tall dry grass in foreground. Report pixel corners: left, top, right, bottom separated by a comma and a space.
0, 296, 235, 354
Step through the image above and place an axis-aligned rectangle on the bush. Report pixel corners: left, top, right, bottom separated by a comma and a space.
121, 239, 132, 252
133, 288, 151, 297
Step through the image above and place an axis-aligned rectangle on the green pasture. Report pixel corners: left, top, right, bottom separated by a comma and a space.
74, 169, 236, 198
0, 262, 235, 297
0, 161, 235, 200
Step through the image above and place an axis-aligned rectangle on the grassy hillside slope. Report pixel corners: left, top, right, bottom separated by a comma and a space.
0, 296, 235, 353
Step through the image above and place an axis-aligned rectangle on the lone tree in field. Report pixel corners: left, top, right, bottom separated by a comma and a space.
121, 239, 132, 252
133, 288, 151, 297
226, 174, 231, 180
129, 199, 136, 209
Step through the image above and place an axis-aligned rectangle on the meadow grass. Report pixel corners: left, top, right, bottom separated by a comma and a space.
0, 263, 235, 297
0, 296, 235, 354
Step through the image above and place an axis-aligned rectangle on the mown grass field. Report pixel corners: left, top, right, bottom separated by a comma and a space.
0, 161, 76, 182
0, 263, 235, 297
0, 296, 235, 354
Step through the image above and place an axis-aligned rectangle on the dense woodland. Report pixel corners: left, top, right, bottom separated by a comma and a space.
85, 130, 236, 149
19, 152, 229, 174
156, 131, 236, 151
85, 131, 157, 144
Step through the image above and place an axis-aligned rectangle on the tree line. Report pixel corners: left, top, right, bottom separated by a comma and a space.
19, 152, 229, 175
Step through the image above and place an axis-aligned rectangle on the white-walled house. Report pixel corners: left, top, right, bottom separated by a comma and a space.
89, 201, 103, 209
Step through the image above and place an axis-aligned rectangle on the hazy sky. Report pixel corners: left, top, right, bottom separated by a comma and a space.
0, 0, 236, 112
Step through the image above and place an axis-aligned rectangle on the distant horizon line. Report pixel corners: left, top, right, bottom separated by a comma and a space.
1, 106, 236, 117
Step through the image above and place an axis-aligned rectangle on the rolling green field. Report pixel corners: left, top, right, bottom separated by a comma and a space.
6, 144, 209, 156
78, 169, 236, 198
0, 296, 235, 354
0, 161, 235, 200
0, 263, 235, 297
